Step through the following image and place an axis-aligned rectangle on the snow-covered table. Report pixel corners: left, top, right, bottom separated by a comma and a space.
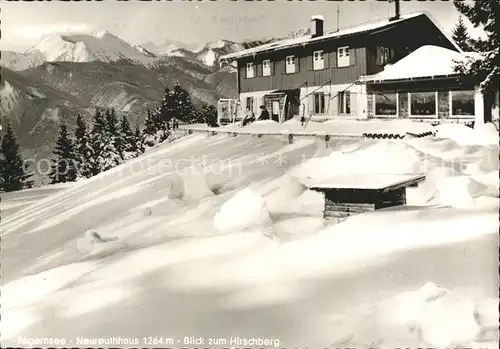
310, 173, 426, 219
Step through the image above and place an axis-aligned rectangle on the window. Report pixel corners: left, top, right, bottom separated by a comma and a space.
246, 62, 254, 78
410, 92, 436, 116
337, 46, 350, 68
313, 50, 324, 70
338, 91, 351, 114
262, 60, 271, 76
246, 97, 254, 111
451, 90, 475, 116
374, 93, 397, 116
286, 55, 296, 74
314, 93, 326, 114
378, 46, 393, 66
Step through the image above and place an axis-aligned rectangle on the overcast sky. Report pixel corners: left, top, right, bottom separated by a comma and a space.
1, 0, 484, 52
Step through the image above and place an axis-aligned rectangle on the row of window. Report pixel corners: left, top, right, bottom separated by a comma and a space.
245, 91, 353, 116
245, 46, 351, 78
374, 90, 475, 117
313, 91, 351, 115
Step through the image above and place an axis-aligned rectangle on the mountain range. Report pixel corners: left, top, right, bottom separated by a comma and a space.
0, 30, 286, 167
1, 31, 276, 71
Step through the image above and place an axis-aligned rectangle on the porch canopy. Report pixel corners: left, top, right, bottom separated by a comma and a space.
267, 89, 300, 95
358, 45, 479, 84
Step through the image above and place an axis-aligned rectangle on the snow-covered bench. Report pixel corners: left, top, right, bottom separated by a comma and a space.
310, 173, 426, 219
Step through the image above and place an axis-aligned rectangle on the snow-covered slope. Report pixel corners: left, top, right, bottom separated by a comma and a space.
26, 31, 156, 65
1, 133, 498, 347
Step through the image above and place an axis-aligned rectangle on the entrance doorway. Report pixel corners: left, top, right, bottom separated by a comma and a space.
264, 89, 301, 123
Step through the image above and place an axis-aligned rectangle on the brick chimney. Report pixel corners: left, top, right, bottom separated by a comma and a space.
311, 15, 324, 38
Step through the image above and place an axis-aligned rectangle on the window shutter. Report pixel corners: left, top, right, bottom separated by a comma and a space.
331, 51, 337, 68
349, 48, 356, 66
258, 63, 263, 77
271, 61, 275, 75
324, 51, 329, 69
295, 57, 300, 73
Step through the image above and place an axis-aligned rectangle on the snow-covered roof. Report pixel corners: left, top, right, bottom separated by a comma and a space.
311, 15, 325, 21
220, 12, 460, 61
359, 45, 475, 83
310, 173, 426, 191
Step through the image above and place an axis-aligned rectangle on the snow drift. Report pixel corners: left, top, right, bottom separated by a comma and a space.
167, 165, 215, 201
291, 140, 423, 185
213, 188, 272, 233
1, 127, 498, 347
264, 175, 308, 215
434, 122, 499, 146
346, 282, 486, 347
76, 230, 121, 256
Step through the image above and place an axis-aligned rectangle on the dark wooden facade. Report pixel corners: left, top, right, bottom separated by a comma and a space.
238, 46, 366, 93
310, 175, 425, 220
319, 188, 407, 219
237, 15, 459, 95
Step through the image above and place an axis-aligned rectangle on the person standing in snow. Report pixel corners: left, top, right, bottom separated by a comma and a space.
258, 105, 270, 121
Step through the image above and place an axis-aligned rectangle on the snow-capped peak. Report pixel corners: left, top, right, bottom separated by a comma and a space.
26, 31, 156, 65
205, 39, 228, 50
93, 30, 112, 39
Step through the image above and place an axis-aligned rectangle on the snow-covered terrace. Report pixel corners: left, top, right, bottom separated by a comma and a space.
220, 12, 460, 62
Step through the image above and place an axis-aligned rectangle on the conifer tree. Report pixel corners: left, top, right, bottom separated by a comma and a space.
88, 109, 121, 175
171, 83, 194, 122
453, 0, 499, 93
141, 109, 158, 149
73, 114, 92, 178
201, 104, 218, 127
49, 122, 78, 184
105, 108, 119, 137
0, 124, 32, 191
152, 105, 170, 143
119, 115, 138, 160
106, 108, 124, 158
157, 87, 174, 124
452, 16, 471, 51
134, 124, 145, 154
452, 16, 471, 52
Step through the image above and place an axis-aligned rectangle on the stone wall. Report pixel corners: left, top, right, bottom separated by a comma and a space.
438, 91, 449, 119
398, 92, 409, 118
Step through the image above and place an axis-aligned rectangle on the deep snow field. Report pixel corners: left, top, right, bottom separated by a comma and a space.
1, 122, 499, 348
